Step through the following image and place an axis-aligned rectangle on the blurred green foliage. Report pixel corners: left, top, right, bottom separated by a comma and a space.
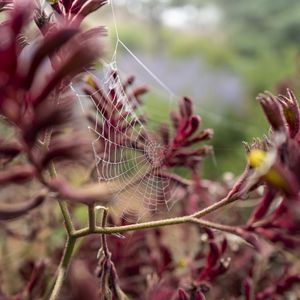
214, 0, 300, 51
211, 0, 300, 93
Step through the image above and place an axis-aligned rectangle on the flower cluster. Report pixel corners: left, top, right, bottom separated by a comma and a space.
49, 0, 107, 26
0, 0, 106, 223
223, 89, 300, 252
162, 96, 213, 169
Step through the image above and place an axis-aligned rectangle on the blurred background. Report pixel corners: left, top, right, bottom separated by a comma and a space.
90, 0, 300, 178
2, 3, 300, 297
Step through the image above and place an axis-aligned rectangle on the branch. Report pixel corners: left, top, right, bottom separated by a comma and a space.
73, 196, 238, 238
100, 208, 109, 257
49, 162, 75, 235
48, 237, 76, 300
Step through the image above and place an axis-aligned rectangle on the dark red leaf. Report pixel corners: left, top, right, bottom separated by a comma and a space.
0, 189, 47, 220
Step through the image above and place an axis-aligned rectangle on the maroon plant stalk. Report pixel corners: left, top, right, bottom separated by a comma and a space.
246, 187, 277, 226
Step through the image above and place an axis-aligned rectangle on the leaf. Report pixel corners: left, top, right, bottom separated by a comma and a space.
33, 31, 102, 105
24, 27, 79, 89
0, 189, 47, 220
0, 165, 35, 185
49, 178, 119, 205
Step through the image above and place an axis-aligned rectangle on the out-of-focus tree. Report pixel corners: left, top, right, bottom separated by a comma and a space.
119, 0, 208, 27
210, 0, 300, 55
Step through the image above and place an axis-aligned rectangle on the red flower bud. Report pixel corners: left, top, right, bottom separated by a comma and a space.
180, 97, 193, 119
178, 288, 189, 300
278, 89, 300, 138
247, 187, 276, 225
257, 92, 287, 133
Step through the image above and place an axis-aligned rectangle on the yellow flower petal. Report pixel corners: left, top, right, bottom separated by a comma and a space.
248, 149, 267, 168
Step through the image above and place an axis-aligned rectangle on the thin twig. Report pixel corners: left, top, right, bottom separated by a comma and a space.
49, 237, 76, 300
189, 218, 239, 235
73, 196, 239, 238
100, 208, 109, 257
43, 133, 77, 300
191, 196, 235, 218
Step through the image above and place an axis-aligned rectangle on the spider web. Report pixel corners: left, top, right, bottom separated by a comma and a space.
73, 63, 180, 221
71, 0, 263, 222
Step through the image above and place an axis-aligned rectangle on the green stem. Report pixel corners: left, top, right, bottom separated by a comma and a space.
49, 162, 75, 234
46, 161, 76, 299
58, 201, 74, 235
189, 218, 239, 234
74, 215, 191, 237
191, 196, 234, 218
73, 196, 237, 238
49, 237, 76, 300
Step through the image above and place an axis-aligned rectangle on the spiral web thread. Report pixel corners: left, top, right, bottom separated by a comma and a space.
73, 62, 181, 221
72, 0, 263, 221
